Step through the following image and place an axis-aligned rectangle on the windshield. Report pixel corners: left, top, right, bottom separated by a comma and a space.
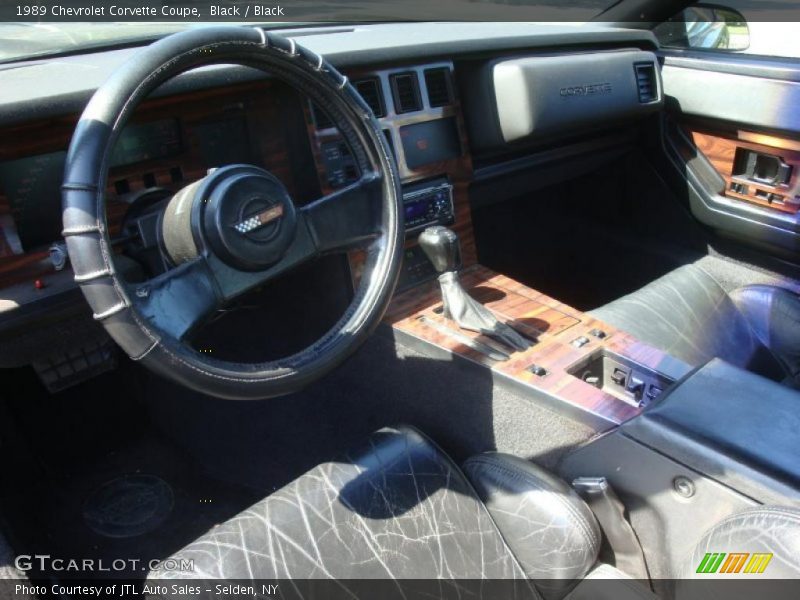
0, 1, 620, 63
0, 22, 297, 62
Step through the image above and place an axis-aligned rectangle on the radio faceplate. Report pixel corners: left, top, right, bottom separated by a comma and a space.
403, 181, 454, 233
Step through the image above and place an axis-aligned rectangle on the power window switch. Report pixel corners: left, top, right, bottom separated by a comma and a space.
611, 368, 627, 386
625, 376, 645, 401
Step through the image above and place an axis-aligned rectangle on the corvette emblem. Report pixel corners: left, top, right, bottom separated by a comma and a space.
234, 204, 285, 234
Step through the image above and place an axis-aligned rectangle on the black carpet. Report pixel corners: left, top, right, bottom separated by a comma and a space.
0, 364, 261, 582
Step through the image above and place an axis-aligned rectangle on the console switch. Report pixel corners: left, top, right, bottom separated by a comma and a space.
625, 376, 645, 401
572, 336, 590, 348
528, 364, 548, 377
568, 349, 675, 408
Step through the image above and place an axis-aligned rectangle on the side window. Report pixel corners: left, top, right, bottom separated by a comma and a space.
654, 1, 800, 60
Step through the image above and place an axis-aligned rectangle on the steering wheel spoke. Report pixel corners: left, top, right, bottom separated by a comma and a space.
135, 258, 221, 341
302, 172, 384, 254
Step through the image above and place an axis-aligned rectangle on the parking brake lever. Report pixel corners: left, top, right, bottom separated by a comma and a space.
573, 477, 650, 583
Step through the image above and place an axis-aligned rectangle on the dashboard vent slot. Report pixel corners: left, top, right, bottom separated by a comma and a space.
390, 72, 422, 113
310, 102, 334, 130
634, 62, 658, 103
424, 68, 452, 107
354, 78, 386, 118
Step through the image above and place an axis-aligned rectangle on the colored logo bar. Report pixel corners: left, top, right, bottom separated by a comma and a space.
696, 552, 773, 574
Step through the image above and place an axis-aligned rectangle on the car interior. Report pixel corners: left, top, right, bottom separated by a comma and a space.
1, 2, 800, 598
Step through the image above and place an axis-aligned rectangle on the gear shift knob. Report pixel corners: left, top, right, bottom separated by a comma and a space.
418, 226, 461, 273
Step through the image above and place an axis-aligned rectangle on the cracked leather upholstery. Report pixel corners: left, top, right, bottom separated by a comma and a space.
463, 453, 601, 599
0, 530, 25, 581
150, 426, 535, 583
590, 264, 800, 384
684, 506, 800, 579
0, 529, 33, 600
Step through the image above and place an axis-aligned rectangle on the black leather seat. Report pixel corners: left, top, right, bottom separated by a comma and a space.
590, 264, 800, 386
150, 426, 800, 598
150, 426, 642, 599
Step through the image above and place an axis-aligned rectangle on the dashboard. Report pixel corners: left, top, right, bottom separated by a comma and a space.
0, 22, 660, 350
0, 58, 481, 304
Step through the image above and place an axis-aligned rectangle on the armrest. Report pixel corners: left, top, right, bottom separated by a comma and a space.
622, 359, 800, 503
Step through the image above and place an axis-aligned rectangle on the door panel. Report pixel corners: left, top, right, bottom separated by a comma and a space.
659, 52, 800, 259
687, 128, 800, 214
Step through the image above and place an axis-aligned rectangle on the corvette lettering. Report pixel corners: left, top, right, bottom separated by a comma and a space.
560, 82, 613, 97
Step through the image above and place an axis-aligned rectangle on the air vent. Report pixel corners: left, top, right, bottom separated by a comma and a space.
390, 72, 422, 114
424, 68, 452, 107
634, 62, 658, 103
310, 102, 334, 130
354, 78, 386, 118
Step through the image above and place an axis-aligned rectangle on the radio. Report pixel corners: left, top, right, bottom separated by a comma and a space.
403, 179, 454, 233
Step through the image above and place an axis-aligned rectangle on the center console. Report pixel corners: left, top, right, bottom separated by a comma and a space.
621, 358, 800, 504
386, 263, 692, 430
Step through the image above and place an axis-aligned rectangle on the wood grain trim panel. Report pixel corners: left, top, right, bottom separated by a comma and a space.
687, 127, 800, 214
387, 265, 692, 428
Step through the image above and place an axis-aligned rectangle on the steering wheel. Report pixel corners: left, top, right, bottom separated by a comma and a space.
62, 27, 404, 400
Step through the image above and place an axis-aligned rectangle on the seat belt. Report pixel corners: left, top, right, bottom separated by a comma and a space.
572, 477, 650, 582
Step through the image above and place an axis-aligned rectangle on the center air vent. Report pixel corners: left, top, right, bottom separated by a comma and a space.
390, 72, 422, 113
354, 78, 386, 118
424, 68, 452, 107
634, 62, 658, 103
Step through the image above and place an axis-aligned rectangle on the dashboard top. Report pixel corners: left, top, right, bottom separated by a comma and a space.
0, 22, 658, 126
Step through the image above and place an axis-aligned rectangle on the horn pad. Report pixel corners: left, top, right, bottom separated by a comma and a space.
199, 165, 298, 271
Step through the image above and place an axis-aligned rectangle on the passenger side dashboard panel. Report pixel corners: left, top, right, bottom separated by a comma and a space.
463, 49, 663, 153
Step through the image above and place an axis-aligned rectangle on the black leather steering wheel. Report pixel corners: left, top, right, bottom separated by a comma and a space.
62, 27, 404, 400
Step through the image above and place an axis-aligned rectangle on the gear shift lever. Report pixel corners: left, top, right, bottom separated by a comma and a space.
418, 226, 532, 353
417, 226, 461, 273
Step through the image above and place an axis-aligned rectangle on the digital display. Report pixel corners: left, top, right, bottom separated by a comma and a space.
401, 183, 454, 232
399, 117, 461, 170
404, 199, 429, 220
110, 118, 181, 167
0, 151, 66, 251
